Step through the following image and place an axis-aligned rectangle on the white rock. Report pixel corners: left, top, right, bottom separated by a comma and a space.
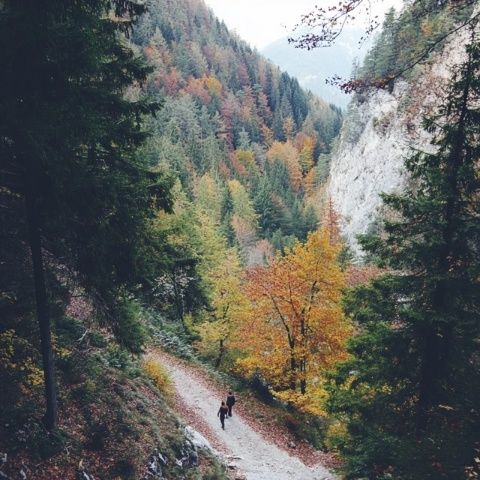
184, 426, 212, 451
328, 25, 471, 255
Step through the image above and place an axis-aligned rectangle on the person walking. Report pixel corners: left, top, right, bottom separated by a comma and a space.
226, 391, 236, 417
217, 401, 228, 429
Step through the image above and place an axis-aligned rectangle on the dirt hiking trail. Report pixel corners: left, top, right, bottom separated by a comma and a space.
157, 352, 335, 480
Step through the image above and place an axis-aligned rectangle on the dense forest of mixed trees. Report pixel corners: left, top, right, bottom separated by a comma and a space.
357, 0, 476, 88
0, 0, 479, 479
133, 0, 342, 251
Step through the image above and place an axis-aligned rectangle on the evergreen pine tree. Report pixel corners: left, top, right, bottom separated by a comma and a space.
302, 204, 318, 238
253, 176, 280, 236
220, 184, 236, 246
0, 0, 168, 429
328, 34, 480, 479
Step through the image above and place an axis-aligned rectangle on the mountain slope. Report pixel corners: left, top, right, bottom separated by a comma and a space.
131, 0, 343, 260
0, 2, 345, 478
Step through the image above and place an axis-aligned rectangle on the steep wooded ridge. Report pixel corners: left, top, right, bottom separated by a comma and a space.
132, 0, 342, 258
328, 2, 476, 251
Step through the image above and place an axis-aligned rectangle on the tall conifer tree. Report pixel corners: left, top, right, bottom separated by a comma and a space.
0, 1, 168, 429
328, 32, 480, 479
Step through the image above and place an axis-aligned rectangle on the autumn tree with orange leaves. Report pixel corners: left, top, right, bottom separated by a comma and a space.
233, 227, 351, 415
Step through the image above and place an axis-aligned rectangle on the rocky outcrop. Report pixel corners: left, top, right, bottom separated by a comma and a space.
142, 449, 168, 479
327, 26, 471, 254
141, 426, 217, 480
328, 82, 411, 252
0, 453, 29, 480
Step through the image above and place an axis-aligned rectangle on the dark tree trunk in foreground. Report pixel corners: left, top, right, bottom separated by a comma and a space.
215, 338, 224, 368
25, 191, 57, 430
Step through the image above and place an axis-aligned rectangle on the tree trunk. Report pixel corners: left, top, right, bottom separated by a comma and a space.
172, 271, 184, 323
289, 346, 297, 391
300, 319, 307, 394
215, 338, 224, 368
417, 329, 437, 431
300, 359, 306, 395
25, 191, 57, 430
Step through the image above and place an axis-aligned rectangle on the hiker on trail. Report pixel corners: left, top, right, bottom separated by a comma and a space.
226, 391, 236, 417
218, 401, 229, 429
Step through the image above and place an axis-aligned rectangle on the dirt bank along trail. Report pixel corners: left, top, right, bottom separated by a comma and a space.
155, 351, 336, 480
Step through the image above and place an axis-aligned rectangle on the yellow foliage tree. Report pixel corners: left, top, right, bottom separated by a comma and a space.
266, 141, 303, 192
194, 248, 247, 367
152, 183, 229, 322
261, 124, 274, 147
304, 168, 317, 197
202, 74, 223, 98
227, 179, 258, 229
299, 136, 315, 174
235, 149, 257, 174
233, 227, 351, 415
195, 173, 223, 223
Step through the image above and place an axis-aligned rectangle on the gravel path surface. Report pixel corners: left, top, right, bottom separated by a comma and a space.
159, 353, 335, 480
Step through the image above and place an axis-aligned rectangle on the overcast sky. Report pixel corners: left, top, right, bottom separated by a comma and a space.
203, 0, 404, 50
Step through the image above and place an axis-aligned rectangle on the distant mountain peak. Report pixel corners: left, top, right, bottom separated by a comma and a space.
262, 27, 372, 109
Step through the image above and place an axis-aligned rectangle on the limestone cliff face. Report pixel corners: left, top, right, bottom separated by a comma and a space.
327, 28, 470, 253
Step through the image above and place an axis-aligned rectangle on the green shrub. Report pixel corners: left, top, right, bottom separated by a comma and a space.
283, 411, 328, 449
27, 424, 68, 460
284, 413, 301, 434
86, 422, 109, 451
89, 330, 107, 348
324, 419, 349, 452
55, 316, 84, 344
249, 374, 274, 404
111, 458, 136, 479
60, 351, 102, 385
102, 345, 139, 377
73, 378, 98, 405
112, 295, 146, 354
202, 461, 227, 480
153, 328, 196, 360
